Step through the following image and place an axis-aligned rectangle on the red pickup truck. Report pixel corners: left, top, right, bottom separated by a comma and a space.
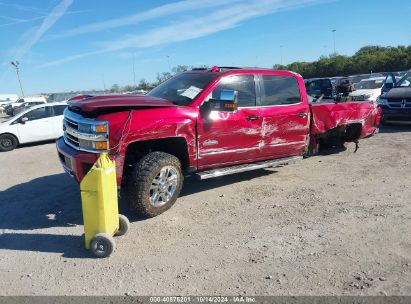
57, 67, 380, 217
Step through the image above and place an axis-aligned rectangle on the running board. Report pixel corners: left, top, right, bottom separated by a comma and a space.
196, 156, 303, 180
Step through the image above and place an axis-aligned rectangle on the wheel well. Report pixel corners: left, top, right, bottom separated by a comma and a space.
125, 137, 190, 172
319, 123, 362, 145
0, 133, 19, 144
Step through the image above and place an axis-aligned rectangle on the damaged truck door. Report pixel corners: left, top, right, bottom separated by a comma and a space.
197, 74, 263, 167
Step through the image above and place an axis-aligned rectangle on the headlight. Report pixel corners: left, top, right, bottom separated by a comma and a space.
377, 97, 387, 105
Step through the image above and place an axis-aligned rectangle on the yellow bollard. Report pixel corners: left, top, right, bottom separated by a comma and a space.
80, 153, 129, 258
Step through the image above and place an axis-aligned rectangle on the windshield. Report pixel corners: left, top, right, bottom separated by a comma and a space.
148, 73, 219, 106
396, 72, 411, 87
355, 79, 384, 90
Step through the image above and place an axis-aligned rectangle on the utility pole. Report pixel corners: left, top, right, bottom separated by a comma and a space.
101, 74, 107, 92
11, 61, 24, 97
332, 29, 336, 54
132, 53, 136, 87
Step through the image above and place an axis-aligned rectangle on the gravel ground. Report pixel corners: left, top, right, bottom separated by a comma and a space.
0, 124, 410, 296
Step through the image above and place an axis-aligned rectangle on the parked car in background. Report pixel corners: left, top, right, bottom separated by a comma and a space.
0, 102, 67, 152
348, 74, 371, 85
3, 96, 47, 115
0, 94, 19, 109
350, 77, 385, 102
378, 71, 411, 124
305, 78, 335, 99
333, 77, 354, 96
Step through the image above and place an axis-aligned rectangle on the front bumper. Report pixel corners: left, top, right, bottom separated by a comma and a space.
56, 137, 99, 183
380, 106, 411, 123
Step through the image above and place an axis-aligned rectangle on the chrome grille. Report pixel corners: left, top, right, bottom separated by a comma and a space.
387, 98, 411, 109
63, 108, 109, 153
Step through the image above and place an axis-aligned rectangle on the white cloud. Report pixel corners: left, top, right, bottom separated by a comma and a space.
47, 0, 244, 40
0, 0, 73, 80
14, 0, 73, 60
0, 10, 92, 27
39, 0, 332, 68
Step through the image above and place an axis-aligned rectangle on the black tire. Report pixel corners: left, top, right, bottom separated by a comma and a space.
90, 233, 115, 258
126, 152, 183, 218
114, 214, 129, 237
0, 134, 18, 152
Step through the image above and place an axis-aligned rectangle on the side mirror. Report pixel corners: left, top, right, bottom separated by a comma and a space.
209, 90, 239, 112
20, 117, 28, 124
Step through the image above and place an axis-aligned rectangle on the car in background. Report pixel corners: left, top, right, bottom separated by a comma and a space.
6, 101, 46, 116
3, 96, 47, 115
305, 78, 335, 99
0, 94, 19, 110
378, 71, 411, 125
350, 77, 385, 102
332, 77, 354, 96
0, 102, 67, 152
348, 74, 372, 86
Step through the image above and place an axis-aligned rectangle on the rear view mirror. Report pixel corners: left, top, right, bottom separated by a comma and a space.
209, 90, 239, 112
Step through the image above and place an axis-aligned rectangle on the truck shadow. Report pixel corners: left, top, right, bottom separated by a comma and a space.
180, 169, 275, 197
0, 173, 82, 231
0, 233, 90, 258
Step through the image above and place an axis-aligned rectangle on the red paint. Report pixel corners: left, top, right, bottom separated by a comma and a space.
57, 68, 380, 184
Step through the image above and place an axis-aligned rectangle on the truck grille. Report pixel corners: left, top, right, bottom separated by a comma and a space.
63, 109, 109, 153
387, 98, 411, 109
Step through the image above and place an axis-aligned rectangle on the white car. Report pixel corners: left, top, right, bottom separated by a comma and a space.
350, 77, 386, 102
0, 102, 67, 152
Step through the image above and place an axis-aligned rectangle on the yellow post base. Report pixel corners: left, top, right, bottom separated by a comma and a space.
80, 153, 119, 249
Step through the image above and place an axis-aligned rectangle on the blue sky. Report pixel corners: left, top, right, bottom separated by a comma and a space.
0, 0, 410, 95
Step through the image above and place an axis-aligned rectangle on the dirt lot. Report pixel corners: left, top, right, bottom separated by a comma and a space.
0, 125, 410, 296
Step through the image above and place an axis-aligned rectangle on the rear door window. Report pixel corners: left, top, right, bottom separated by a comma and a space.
53, 105, 67, 116
261, 75, 301, 106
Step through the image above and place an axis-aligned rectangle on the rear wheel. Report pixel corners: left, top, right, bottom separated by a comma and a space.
114, 214, 130, 237
0, 134, 18, 152
127, 152, 183, 218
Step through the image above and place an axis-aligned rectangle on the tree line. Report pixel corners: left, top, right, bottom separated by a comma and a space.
274, 45, 411, 79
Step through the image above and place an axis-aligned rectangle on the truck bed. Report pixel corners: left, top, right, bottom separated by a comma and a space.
310, 101, 380, 138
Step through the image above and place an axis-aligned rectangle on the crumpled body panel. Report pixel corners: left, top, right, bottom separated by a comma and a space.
310, 101, 380, 138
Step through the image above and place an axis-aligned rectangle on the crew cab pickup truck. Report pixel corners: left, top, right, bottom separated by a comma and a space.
56, 67, 380, 217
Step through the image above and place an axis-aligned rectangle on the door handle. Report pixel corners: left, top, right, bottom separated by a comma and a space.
296, 112, 308, 118
246, 115, 260, 121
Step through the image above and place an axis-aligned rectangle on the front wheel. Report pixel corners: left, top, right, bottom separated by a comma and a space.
90, 233, 115, 258
0, 134, 18, 152
126, 152, 183, 218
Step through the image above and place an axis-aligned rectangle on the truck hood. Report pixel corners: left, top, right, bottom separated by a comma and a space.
350, 89, 380, 97
382, 87, 411, 99
68, 94, 177, 112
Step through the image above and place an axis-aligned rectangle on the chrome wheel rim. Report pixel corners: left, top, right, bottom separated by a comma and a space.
149, 166, 178, 207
